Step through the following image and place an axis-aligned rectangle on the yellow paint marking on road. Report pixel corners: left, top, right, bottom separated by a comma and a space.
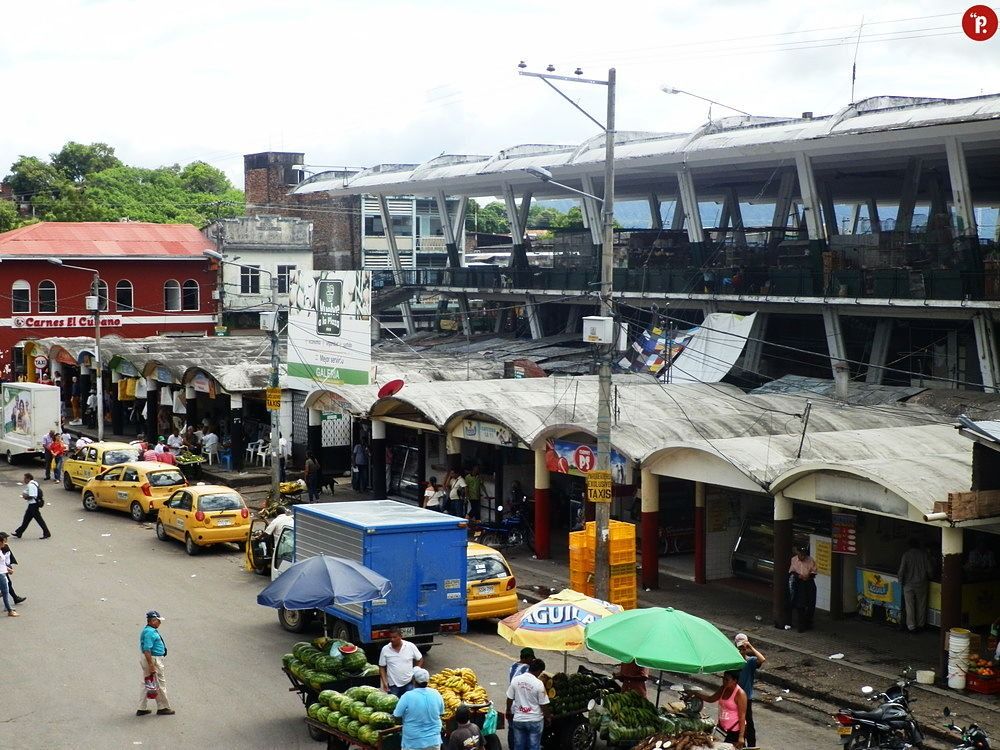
454, 635, 517, 661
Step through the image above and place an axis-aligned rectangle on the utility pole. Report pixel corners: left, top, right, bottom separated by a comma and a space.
93, 272, 104, 441
269, 275, 281, 502
594, 68, 616, 602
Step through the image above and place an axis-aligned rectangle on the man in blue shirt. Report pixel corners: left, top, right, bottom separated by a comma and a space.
393, 667, 444, 750
735, 633, 766, 748
137, 610, 174, 716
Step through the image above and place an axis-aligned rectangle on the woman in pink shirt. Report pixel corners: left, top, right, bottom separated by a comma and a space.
690, 670, 747, 748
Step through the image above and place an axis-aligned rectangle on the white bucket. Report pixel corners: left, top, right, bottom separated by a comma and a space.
947, 627, 970, 690
915, 669, 935, 685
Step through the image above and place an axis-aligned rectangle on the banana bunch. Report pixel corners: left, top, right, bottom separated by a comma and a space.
428, 668, 479, 697
438, 688, 463, 718
463, 686, 490, 705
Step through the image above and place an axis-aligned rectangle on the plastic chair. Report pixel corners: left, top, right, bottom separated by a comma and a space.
217, 448, 232, 471
256, 442, 270, 467
245, 440, 262, 465
202, 443, 219, 465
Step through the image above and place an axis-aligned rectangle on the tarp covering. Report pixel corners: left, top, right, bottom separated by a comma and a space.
668, 313, 756, 385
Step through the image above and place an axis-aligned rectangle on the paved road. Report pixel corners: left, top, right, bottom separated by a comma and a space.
0, 467, 831, 749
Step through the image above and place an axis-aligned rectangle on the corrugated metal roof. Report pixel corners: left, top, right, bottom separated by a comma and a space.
0, 222, 214, 257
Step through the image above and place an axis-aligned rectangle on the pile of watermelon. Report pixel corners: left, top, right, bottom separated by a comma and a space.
282, 638, 379, 692
307, 684, 400, 745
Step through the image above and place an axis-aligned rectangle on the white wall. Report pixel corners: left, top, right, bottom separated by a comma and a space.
220, 246, 314, 312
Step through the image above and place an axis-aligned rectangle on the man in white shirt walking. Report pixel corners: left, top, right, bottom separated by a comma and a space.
506, 658, 550, 750
378, 627, 424, 697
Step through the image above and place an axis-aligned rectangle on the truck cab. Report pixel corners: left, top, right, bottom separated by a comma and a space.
264, 500, 468, 653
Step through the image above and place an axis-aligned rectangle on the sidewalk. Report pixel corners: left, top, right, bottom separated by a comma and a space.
503, 544, 998, 746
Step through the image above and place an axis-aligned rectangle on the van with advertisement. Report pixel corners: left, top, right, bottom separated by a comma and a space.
0, 382, 62, 464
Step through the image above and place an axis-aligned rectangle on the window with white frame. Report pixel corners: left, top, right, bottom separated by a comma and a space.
38, 280, 57, 313
164, 280, 181, 311
240, 265, 261, 294
12, 280, 30, 313
181, 280, 199, 311
116, 280, 134, 312
277, 265, 295, 294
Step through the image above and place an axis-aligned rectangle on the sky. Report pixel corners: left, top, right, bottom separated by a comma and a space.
2, 0, 998, 191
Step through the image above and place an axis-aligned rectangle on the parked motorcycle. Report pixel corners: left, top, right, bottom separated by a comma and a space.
943, 707, 990, 750
833, 671, 922, 748
470, 501, 534, 552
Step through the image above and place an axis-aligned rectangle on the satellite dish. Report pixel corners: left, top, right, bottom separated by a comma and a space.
377, 379, 405, 398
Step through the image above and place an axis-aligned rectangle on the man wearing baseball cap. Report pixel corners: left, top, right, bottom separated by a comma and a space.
734, 633, 766, 747
137, 610, 174, 716
392, 666, 445, 750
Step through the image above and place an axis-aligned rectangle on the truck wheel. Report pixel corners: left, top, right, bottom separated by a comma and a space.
184, 534, 199, 556
63, 473, 75, 491
82, 492, 99, 512
279, 607, 310, 633
130, 502, 146, 522
328, 619, 355, 644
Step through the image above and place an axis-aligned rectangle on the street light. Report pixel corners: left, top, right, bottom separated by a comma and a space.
48, 258, 104, 440
523, 167, 604, 203
204, 250, 282, 502
522, 63, 616, 601
660, 86, 752, 117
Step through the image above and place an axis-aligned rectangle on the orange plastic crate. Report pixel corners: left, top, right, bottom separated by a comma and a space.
569, 531, 589, 550
570, 547, 595, 573
609, 543, 637, 566
610, 581, 637, 604
570, 570, 592, 590
610, 571, 636, 591
613, 596, 637, 610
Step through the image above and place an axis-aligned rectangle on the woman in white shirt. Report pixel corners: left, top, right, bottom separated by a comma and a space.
422, 477, 445, 511
446, 470, 468, 518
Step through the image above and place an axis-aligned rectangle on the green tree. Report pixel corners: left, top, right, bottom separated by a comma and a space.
466, 199, 509, 234
6, 155, 61, 198
50, 141, 122, 182
0, 200, 23, 232
551, 206, 585, 229
179, 161, 230, 194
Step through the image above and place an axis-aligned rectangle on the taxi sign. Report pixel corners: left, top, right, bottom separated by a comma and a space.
586, 470, 613, 503
266, 387, 282, 411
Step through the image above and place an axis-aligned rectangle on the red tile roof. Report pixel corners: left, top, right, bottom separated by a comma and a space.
0, 222, 214, 258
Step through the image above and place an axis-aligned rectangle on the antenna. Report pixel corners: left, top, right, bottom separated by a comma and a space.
850, 16, 864, 104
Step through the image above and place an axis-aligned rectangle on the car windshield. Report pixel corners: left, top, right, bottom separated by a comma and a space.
197, 493, 243, 512
467, 554, 510, 582
148, 470, 185, 487
104, 449, 141, 465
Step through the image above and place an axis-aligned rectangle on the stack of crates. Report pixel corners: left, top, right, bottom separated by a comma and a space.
567, 520, 637, 609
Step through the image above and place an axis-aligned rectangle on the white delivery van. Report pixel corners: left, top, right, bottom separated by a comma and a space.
0, 382, 62, 464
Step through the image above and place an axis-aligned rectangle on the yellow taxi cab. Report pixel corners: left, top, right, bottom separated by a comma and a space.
62, 441, 142, 491
155, 484, 251, 555
81, 461, 188, 521
466, 542, 518, 620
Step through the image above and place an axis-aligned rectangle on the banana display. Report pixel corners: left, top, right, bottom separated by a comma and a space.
427, 668, 491, 720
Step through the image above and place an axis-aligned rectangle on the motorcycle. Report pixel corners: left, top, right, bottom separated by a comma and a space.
943, 707, 990, 750
833, 671, 922, 748
470, 500, 534, 552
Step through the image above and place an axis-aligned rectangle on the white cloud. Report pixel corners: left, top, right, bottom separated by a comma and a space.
2, 0, 996, 188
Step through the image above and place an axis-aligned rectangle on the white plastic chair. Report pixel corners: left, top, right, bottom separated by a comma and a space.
202, 442, 219, 465
245, 440, 263, 465
256, 442, 270, 466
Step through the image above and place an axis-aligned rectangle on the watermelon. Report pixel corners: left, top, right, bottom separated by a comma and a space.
347, 720, 361, 738
344, 686, 368, 701
318, 689, 336, 706
307, 702, 322, 720
301, 649, 322, 668
360, 663, 380, 677
292, 641, 312, 657
368, 711, 395, 730
365, 692, 384, 709
337, 715, 351, 732
316, 706, 331, 724
340, 645, 368, 674
312, 636, 332, 651
341, 699, 359, 718
327, 691, 345, 710
356, 706, 374, 724
380, 694, 399, 713
281, 653, 296, 669
327, 711, 341, 728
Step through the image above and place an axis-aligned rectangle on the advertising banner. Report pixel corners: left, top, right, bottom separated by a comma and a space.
544, 438, 630, 484
2, 385, 34, 436
832, 512, 858, 554
285, 270, 372, 392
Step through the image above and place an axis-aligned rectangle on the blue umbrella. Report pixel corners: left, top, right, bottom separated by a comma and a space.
257, 554, 392, 609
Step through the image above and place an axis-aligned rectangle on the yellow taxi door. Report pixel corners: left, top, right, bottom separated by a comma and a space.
117, 466, 142, 510
81, 446, 100, 482
95, 467, 124, 507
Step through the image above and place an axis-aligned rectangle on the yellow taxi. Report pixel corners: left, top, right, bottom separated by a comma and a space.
155, 484, 251, 555
466, 542, 518, 620
62, 441, 142, 491
81, 461, 188, 521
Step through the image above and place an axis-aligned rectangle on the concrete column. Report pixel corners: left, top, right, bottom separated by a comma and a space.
377, 194, 416, 335
849, 203, 862, 234
865, 319, 893, 385
502, 185, 531, 272
822, 308, 850, 399
723, 187, 747, 248
446, 434, 462, 473
896, 157, 924, 233
866, 199, 882, 233
828, 508, 844, 620
694, 481, 706, 585
973, 313, 1000, 392
648, 194, 663, 230
525, 295, 544, 340
640, 467, 659, 590
371, 419, 387, 500
946, 137, 982, 298
306, 407, 322, 464
740, 313, 768, 376
769, 170, 797, 248
111, 371, 124, 436
533, 446, 551, 560
940, 526, 964, 678
819, 181, 840, 238
144, 379, 159, 441
676, 168, 705, 266
230, 394, 244, 471
669, 197, 685, 231
435, 191, 472, 336
794, 153, 826, 250
772, 493, 793, 627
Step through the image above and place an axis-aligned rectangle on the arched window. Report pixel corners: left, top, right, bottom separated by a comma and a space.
116, 280, 134, 312
95, 279, 109, 312
164, 280, 181, 312
181, 279, 199, 311
11, 280, 30, 313
38, 280, 57, 313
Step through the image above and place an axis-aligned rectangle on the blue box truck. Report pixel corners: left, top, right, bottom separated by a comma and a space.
268, 500, 468, 652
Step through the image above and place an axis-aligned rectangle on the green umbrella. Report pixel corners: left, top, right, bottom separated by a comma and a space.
584, 606, 745, 674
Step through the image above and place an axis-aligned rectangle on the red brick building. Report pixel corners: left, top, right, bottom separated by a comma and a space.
0, 222, 217, 377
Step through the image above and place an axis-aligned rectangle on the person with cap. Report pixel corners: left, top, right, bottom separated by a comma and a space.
735, 633, 766, 748
0, 533, 19, 617
378, 627, 424, 697
0, 532, 26, 605
506, 658, 551, 750
391, 666, 444, 750
447, 705, 482, 749
788, 545, 817, 632
137, 610, 174, 716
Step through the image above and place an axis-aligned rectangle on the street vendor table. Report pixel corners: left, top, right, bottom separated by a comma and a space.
304, 717, 400, 750
282, 667, 380, 742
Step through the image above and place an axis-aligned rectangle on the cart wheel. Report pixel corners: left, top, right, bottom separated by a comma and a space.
559, 721, 597, 750
306, 724, 326, 742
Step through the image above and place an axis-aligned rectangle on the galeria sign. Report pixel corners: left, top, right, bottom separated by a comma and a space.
13, 315, 124, 328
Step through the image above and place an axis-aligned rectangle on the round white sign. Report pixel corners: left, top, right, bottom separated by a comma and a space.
33, 355, 49, 370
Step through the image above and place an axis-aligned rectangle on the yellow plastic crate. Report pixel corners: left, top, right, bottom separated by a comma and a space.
613, 595, 638, 610
570, 570, 593, 591
610, 581, 637, 604
570, 547, 595, 573
610, 570, 636, 591
609, 543, 637, 566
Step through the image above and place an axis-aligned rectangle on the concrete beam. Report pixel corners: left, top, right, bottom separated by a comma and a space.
822, 308, 849, 399
794, 153, 826, 242
945, 137, 978, 238
648, 193, 663, 230
819, 180, 840, 237
669, 196, 685, 231
525, 294, 544, 340
895, 157, 923, 233
866, 199, 882, 233
973, 312, 999, 392
675, 168, 704, 244
769, 169, 796, 247
377, 194, 416, 335
502, 185, 531, 271
864, 318, 893, 385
